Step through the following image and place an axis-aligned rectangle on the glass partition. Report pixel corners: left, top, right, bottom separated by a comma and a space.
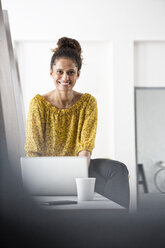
135, 87, 165, 209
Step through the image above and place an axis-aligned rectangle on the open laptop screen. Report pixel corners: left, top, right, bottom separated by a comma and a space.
20, 156, 88, 195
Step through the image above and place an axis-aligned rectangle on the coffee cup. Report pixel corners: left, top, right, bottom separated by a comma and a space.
75, 177, 96, 201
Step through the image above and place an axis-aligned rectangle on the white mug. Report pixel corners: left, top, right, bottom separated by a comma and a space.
76, 177, 96, 201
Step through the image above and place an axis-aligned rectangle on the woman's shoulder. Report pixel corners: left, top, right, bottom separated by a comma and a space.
72, 93, 96, 116
82, 92, 97, 104
29, 93, 50, 109
40, 90, 54, 102
72, 91, 96, 108
74, 91, 96, 101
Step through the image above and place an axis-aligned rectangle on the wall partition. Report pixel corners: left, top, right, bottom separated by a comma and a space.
0, 2, 25, 184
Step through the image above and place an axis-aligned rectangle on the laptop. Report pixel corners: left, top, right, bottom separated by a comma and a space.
20, 156, 88, 196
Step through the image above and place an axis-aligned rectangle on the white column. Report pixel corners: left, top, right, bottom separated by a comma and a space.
113, 40, 137, 211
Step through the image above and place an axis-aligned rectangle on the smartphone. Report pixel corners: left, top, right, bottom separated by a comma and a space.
41, 200, 77, 206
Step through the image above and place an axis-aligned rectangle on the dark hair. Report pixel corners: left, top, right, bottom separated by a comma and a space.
50, 37, 83, 71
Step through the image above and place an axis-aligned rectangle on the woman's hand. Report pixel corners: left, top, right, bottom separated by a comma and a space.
78, 150, 91, 167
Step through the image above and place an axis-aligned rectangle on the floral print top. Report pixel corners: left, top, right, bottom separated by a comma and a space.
25, 93, 97, 157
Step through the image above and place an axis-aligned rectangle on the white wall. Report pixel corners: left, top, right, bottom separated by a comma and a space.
135, 42, 165, 86
2, 0, 165, 211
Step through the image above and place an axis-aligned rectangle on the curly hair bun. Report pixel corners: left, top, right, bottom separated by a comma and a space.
53, 37, 82, 56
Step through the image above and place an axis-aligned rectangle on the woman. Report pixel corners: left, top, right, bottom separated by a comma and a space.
25, 37, 129, 208
25, 37, 97, 166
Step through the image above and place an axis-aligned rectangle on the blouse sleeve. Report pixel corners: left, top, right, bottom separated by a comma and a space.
77, 96, 98, 155
24, 97, 45, 156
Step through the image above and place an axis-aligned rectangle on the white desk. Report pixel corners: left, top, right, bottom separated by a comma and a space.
32, 193, 125, 210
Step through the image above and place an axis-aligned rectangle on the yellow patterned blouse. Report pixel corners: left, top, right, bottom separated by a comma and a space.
25, 93, 97, 157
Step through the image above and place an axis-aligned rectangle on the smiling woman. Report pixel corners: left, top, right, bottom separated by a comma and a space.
24, 37, 98, 165
24, 37, 130, 208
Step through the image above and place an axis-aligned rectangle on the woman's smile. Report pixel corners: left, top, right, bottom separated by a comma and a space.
58, 80, 71, 87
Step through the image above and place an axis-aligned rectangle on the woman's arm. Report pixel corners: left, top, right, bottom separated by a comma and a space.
78, 150, 91, 167
25, 97, 45, 156
77, 96, 97, 166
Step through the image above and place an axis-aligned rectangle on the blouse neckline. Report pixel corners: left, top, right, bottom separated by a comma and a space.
36, 93, 89, 112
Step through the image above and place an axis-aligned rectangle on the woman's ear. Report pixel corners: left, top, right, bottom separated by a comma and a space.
50, 69, 53, 76
77, 70, 80, 78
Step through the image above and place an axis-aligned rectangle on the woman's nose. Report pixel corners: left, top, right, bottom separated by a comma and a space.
62, 72, 69, 81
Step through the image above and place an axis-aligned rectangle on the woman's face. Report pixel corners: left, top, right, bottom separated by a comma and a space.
50, 57, 80, 92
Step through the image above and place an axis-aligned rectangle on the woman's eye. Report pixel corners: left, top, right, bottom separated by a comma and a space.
57, 70, 63, 74
68, 71, 75, 75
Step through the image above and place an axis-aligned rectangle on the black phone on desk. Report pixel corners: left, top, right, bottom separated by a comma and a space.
41, 200, 77, 206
